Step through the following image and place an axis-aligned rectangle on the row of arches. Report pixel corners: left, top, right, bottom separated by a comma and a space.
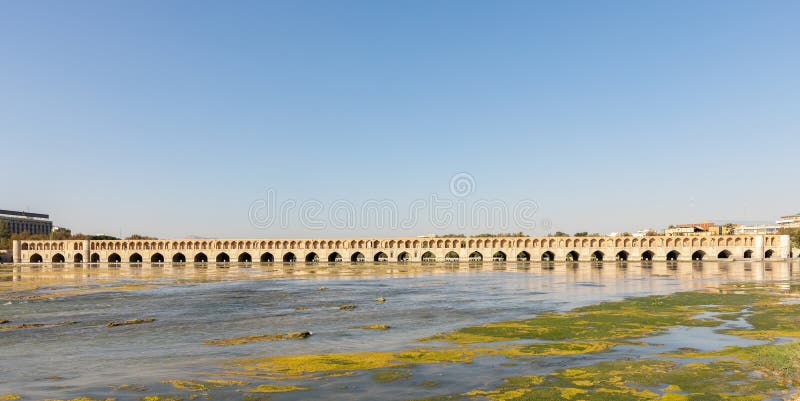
20, 235, 776, 253
27, 248, 777, 264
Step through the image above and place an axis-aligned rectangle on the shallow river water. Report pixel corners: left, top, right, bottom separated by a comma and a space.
0, 260, 797, 400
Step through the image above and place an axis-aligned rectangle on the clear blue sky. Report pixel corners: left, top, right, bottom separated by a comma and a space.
1, 1, 798, 238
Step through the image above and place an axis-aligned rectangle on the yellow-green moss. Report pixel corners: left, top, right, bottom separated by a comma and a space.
245, 384, 307, 393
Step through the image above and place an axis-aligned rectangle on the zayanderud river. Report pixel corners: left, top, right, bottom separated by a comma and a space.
1, 260, 799, 401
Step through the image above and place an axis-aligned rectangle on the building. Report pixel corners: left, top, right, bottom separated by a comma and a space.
777, 213, 800, 229
734, 225, 781, 235
0, 209, 53, 235
664, 221, 721, 236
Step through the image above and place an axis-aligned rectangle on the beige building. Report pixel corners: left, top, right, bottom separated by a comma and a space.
13, 234, 792, 265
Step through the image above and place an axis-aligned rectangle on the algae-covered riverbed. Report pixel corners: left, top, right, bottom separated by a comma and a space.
1, 260, 799, 400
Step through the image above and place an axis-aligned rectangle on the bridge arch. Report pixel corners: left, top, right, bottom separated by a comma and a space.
351, 252, 365, 263
151, 253, 164, 263
397, 251, 410, 262
238, 252, 252, 263
328, 252, 343, 263
172, 253, 186, 263
305, 252, 319, 263
469, 251, 483, 261
283, 252, 296, 263
109, 253, 122, 263
516, 251, 530, 261
91, 253, 100, 263
616, 251, 629, 261
444, 251, 459, 262
692, 250, 705, 261
52, 253, 65, 263
129, 253, 143, 263
194, 253, 208, 263
591, 251, 604, 261
374, 252, 389, 262
566, 251, 579, 261
717, 250, 731, 259
421, 251, 436, 262
744, 250, 753, 259
73, 254, 83, 263
765, 249, 774, 259
541, 251, 555, 261
641, 250, 654, 261
30, 253, 43, 263
666, 250, 680, 261
260, 252, 274, 263
492, 251, 506, 262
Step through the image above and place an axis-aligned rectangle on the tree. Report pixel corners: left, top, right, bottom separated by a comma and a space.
125, 234, 158, 240
779, 228, 800, 249
550, 231, 569, 237
0, 221, 9, 239
574, 232, 588, 237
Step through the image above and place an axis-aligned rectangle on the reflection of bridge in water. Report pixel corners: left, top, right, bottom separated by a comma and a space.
4, 261, 798, 286
12, 234, 792, 266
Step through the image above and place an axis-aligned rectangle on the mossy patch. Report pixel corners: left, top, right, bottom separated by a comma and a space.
359, 324, 391, 330
245, 384, 307, 393
203, 331, 311, 346
422, 291, 767, 344
0, 395, 21, 401
163, 379, 247, 391
372, 368, 412, 383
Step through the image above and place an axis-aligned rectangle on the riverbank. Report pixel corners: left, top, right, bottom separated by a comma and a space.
0, 261, 798, 400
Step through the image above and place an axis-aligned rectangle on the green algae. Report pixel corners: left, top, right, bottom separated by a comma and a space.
422, 291, 768, 344
0, 395, 20, 401
139, 397, 182, 401
110, 384, 148, 392
163, 379, 247, 391
203, 331, 311, 346
245, 384, 307, 393
462, 358, 786, 401
372, 368, 412, 383
359, 324, 391, 330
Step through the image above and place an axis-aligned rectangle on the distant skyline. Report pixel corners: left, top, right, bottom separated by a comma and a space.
1, 1, 798, 238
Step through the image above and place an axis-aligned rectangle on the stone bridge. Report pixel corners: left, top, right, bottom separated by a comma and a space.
12, 234, 792, 265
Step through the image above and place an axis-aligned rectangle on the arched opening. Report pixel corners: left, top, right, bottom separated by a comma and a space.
468, 251, 483, 262
541, 251, 555, 261
445, 251, 459, 262
351, 252, 365, 263
591, 251, 603, 261
765, 249, 774, 259
238, 252, 252, 263
172, 253, 186, 263
374, 252, 389, 262
129, 253, 143, 263
666, 250, 680, 261
151, 253, 164, 263
73, 254, 83, 263
616, 251, 629, 261
260, 252, 274, 263
744, 250, 753, 259
29, 254, 43, 263
421, 251, 436, 262
717, 250, 731, 259
305, 252, 319, 263
90, 253, 100, 263
283, 252, 296, 263
216, 253, 230, 263
397, 252, 410, 262
52, 253, 65, 263
566, 251, 579, 261
492, 251, 506, 262
194, 253, 208, 263
691, 250, 705, 261
329, 252, 343, 263
516, 251, 530, 261
108, 253, 122, 263
641, 250, 654, 261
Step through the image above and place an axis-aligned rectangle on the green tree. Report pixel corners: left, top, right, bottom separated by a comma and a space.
551, 231, 569, 237
779, 228, 800, 249
0, 220, 9, 239
574, 232, 588, 237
